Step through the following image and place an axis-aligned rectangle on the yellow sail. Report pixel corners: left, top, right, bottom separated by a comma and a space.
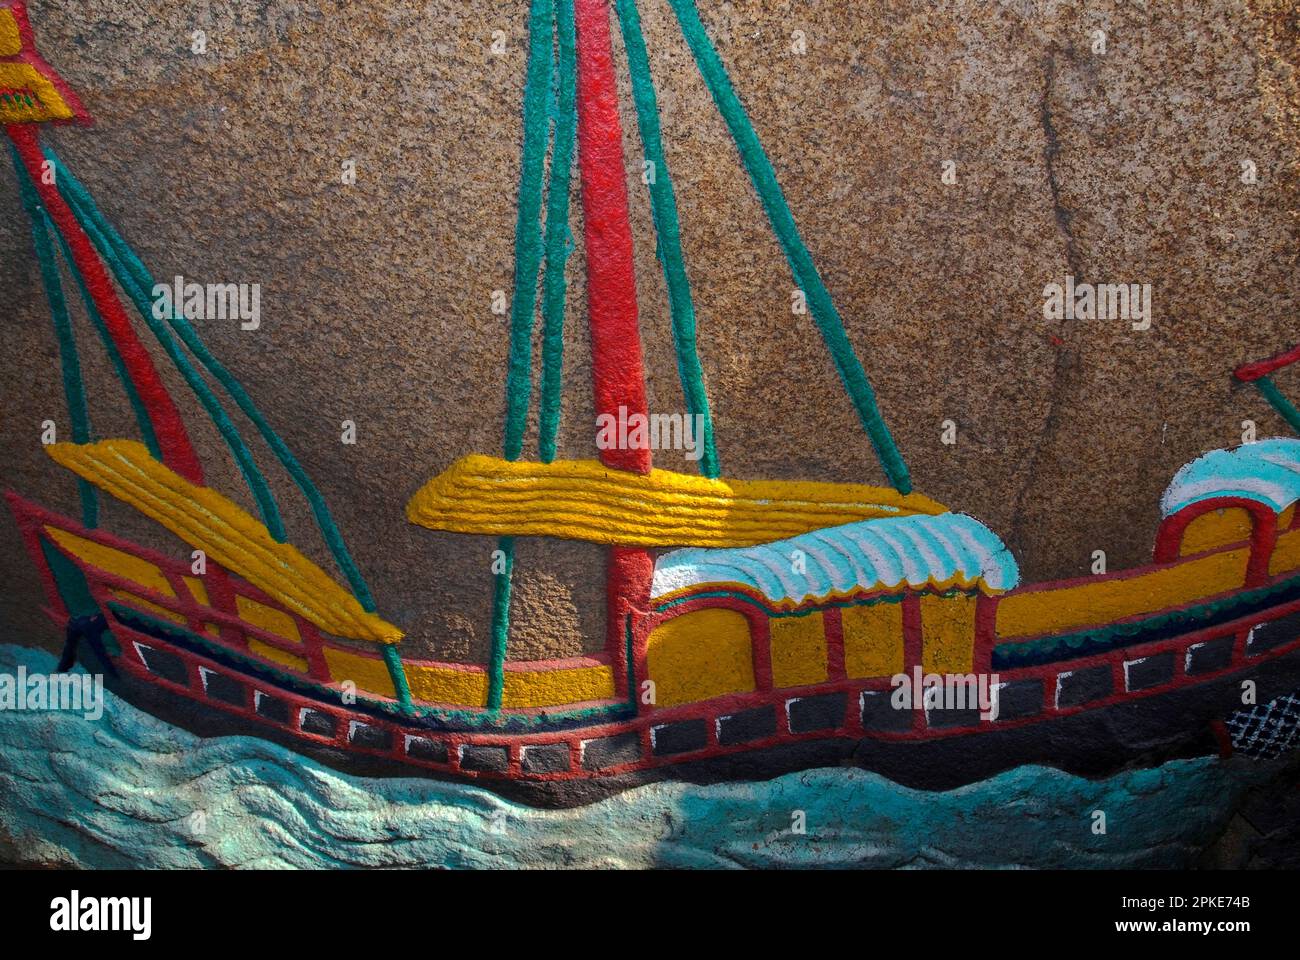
406, 454, 947, 548
45, 439, 403, 645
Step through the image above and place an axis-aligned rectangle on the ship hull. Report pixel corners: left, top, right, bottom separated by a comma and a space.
14, 493, 1300, 807
62, 587, 1300, 808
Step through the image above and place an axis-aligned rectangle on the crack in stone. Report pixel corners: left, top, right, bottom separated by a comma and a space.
1007, 344, 1076, 555
1039, 47, 1083, 278
1007, 48, 1083, 561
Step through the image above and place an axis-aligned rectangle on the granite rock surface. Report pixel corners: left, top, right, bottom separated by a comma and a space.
1, 0, 1298, 662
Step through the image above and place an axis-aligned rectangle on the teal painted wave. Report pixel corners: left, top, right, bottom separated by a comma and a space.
0, 643, 1287, 869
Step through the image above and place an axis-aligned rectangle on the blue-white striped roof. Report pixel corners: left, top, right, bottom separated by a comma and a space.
650, 513, 1020, 605
1162, 438, 1300, 517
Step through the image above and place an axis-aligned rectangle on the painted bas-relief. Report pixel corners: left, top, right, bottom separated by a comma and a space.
3, 0, 1299, 820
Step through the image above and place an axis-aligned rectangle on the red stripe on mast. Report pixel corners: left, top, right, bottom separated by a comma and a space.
7, 124, 202, 483
573, 0, 653, 699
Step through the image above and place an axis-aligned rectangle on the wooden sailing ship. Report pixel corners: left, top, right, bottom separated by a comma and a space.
5, 0, 1300, 804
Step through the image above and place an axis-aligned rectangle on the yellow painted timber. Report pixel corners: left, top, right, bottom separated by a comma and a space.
112, 590, 186, 626
46, 440, 402, 645
320, 646, 612, 709
920, 593, 977, 674
1270, 527, 1300, 577
248, 638, 309, 673
502, 664, 615, 707
646, 608, 756, 707
769, 613, 828, 688
1179, 508, 1254, 556
406, 454, 947, 548
182, 576, 210, 606
236, 595, 301, 643
997, 547, 1250, 639
180, 579, 222, 637
841, 601, 904, 678
405, 665, 487, 707
46, 526, 175, 598
323, 646, 398, 698
0, 61, 74, 124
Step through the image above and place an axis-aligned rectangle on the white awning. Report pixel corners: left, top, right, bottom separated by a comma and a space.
1162, 438, 1300, 517
651, 512, 1020, 606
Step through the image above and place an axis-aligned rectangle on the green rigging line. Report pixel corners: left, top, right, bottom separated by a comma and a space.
1255, 376, 1300, 435
616, 0, 720, 478
538, 0, 578, 465
664, 0, 912, 494
45, 221, 163, 467
13, 157, 98, 527
487, 532, 514, 710
502, 0, 557, 461
489, 0, 557, 710
48, 149, 380, 613
48, 163, 288, 545
486, 535, 515, 712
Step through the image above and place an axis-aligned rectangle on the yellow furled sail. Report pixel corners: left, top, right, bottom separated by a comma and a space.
46, 440, 403, 645
406, 454, 947, 548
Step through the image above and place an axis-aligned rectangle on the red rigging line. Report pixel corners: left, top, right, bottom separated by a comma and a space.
573, 0, 654, 696
7, 123, 203, 483
3, 1, 201, 482
1235, 344, 1300, 383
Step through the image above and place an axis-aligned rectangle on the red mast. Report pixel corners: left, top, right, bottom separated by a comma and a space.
573, 0, 654, 700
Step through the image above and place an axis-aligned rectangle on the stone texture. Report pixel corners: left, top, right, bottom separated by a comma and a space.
1, 0, 1299, 671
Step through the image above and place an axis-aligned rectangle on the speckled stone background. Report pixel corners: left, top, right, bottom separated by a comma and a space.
1, 0, 1298, 663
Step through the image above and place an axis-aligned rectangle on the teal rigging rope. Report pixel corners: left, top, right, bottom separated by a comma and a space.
12, 155, 98, 527
1255, 376, 1300, 435
45, 219, 162, 464
382, 643, 416, 715
664, 0, 912, 494
502, 0, 556, 461
538, 0, 578, 466
47, 162, 288, 545
48, 149, 378, 613
616, 0, 720, 478
487, 535, 515, 712
12, 142, 160, 465
489, 0, 556, 710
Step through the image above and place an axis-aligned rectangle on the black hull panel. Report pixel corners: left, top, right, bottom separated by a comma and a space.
96, 641, 1300, 808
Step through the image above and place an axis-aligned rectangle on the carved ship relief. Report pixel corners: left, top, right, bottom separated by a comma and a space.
5, 0, 1300, 804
